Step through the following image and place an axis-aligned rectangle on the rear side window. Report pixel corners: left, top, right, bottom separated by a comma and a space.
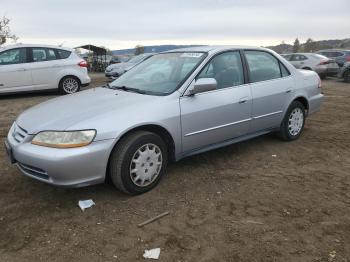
0, 48, 27, 65
56, 49, 71, 59
32, 48, 48, 62
280, 63, 290, 77
47, 49, 57, 60
197, 51, 244, 89
245, 51, 282, 83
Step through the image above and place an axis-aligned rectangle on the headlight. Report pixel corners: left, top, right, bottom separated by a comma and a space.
31, 130, 96, 148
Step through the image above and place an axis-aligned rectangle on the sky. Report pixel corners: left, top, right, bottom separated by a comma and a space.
1, 0, 349, 50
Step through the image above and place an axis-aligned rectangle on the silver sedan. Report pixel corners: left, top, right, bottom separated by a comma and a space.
5, 46, 323, 195
281, 53, 339, 79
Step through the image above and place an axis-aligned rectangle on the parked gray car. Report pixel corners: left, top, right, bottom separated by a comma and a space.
105, 53, 154, 79
5, 46, 323, 195
281, 53, 339, 79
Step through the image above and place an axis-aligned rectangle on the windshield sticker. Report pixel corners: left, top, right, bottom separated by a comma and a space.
181, 53, 203, 58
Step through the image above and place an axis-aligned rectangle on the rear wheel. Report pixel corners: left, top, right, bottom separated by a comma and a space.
59, 76, 81, 95
344, 70, 350, 83
279, 101, 305, 141
319, 74, 327, 80
109, 131, 168, 195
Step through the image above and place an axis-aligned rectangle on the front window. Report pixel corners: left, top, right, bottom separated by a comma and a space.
0, 48, 27, 65
110, 52, 206, 95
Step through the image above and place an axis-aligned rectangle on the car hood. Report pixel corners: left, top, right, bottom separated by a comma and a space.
16, 87, 159, 136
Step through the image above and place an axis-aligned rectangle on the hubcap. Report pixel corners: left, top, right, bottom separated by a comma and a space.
62, 78, 79, 93
129, 143, 163, 187
288, 108, 304, 136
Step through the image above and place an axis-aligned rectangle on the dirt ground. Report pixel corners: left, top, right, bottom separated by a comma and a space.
0, 74, 349, 262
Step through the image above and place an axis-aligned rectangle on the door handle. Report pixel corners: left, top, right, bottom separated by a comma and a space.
286, 89, 292, 93
17, 68, 26, 71
239, 97, 248, 104
0, 84, 3, 87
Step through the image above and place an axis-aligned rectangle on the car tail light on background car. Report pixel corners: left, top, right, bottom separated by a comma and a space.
78, 60, 88, 68
318, 59, 330, 65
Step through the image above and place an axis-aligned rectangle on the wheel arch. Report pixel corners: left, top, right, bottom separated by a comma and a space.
293, 96, 309, 112
105, 124, 176, 181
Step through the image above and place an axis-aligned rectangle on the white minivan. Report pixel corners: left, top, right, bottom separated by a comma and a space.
0, 44, 91, 95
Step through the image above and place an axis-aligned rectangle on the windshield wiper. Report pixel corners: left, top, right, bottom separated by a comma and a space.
110, 85, 146, 94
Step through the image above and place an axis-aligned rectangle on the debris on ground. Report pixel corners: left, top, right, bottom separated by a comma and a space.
328, 250, 336, 261
272, 154, 277, 157
78, 199, 95, 211
143, 248, 160, 260
137, 211, 169, 227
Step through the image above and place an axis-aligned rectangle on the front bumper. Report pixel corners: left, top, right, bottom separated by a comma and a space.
6, 128, 115, 187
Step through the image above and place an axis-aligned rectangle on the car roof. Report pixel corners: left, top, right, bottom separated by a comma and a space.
317, 49, 350, 52
0, 44, 73, 51
164, 45, 267, 54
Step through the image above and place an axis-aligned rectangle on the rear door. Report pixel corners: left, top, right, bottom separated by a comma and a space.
28, 47, 61, 90
244, 50, 293, 132
0, 47, 33, 92
180, 51, 252, 154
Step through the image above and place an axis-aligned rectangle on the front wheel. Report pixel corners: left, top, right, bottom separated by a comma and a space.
279, 101, 306, 141
109, 131, 168, 195
59, 76, 81, 95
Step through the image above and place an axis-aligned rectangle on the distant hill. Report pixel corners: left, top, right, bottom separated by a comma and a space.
267, 38, 350, 54
112, 45, 204, 55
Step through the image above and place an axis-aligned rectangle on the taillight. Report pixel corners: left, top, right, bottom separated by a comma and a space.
318, 60, 330, 65
78, 60, 88, 68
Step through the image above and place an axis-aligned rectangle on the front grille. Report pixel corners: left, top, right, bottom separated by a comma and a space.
18, 162, 49, 180
12, 123, 28, 143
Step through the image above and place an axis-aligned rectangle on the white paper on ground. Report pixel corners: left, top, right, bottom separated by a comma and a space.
143, 248, 160, 259
78, 199, 95, 211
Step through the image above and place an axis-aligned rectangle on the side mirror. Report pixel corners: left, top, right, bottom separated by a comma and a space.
188, 78, 217, 95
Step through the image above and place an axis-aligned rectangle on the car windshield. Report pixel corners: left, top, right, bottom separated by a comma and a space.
110, 52, 206, 95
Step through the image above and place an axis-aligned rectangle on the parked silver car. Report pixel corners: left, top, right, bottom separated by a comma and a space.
281, 53, 339, 79
5, 46, 323, 195
104, 53, 154, 79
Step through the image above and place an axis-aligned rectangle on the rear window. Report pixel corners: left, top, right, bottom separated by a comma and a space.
245, 51, 282, 83
311, 54, 328, 60
56, 49, 71, 59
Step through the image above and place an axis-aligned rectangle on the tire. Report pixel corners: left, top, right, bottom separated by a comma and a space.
344, 70, 350, 83
279, 101, 306, 141
319, 74, 327, 80
109, 131, 168, 195
59, 76, 81, 95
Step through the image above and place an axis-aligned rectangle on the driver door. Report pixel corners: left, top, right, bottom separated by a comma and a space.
0, 47, 33, 92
